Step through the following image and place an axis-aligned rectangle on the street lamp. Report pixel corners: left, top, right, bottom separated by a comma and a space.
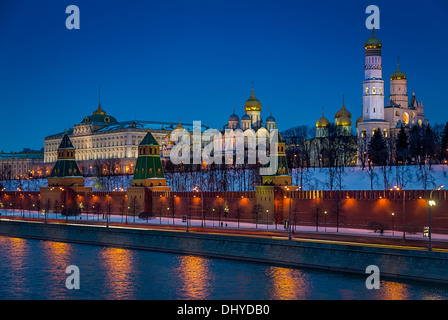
324, 211, 327, 232
193, 186, 204, 228
289, 194, 292, 240
393, 186, 406, 240
391, 212, 395, 236
266, 209, 269, 230
428, 185, 444, 251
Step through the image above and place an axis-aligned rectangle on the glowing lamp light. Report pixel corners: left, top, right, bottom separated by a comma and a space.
429, 200, 436, 207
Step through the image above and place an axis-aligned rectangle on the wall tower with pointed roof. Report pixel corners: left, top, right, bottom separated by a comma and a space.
130, 131, 170, 190
47, 132, 85, 187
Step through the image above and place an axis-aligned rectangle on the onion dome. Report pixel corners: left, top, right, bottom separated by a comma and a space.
244, 88, 262, 112
174, 118, 185, 130
229, 106, 239, 121
365, 28, 382, 49
81, 104, 118, 125
266, 112, 276, 123
316, 109, 330, 128
335, 97, 352, 119
241, 113, 251, 121
390, 57, 407, 80
336, 115, 351, 127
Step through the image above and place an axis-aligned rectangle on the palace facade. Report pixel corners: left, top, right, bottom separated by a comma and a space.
44, 103, 210, 174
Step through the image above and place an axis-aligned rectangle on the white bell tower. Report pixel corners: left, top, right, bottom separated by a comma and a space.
362, 28, 385, 121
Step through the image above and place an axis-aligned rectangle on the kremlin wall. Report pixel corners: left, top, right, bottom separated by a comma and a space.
2, 188, 448, 234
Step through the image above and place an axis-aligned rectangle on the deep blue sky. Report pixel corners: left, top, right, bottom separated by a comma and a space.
1, 0, 447, 152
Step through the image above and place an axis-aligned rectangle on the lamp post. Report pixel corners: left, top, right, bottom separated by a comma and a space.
391, 212, 395, 236
266, 209, 269, 230
289, 194, 292, 240
394, 186, 406, 240
186, 196, 190, 233
324, 211, 327, 232
428, 185, 444, 251
193, 186, 204, 228
106, 195, 110, 228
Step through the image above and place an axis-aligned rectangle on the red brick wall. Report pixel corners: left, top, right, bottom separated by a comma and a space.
3, 189, 448, 234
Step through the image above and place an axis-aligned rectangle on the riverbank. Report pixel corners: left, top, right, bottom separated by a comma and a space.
1, 218, 448, 285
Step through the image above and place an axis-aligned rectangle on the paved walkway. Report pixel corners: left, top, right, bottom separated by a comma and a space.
1, 209, 447, 243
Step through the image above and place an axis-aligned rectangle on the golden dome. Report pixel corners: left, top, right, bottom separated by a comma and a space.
93, 103, 107, 116
316, 109, 330, 128
336, 115, 351, 127
244, 88, 262, 112
335, 96, 351, 119
390, 58, 407, 80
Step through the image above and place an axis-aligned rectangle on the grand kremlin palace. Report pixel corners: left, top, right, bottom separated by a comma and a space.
43, 103, 210, 175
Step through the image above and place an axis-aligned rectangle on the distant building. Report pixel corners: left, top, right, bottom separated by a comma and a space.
0, 148, 48, 180
356, 29, 428, 140
44, 103, 211, 175
307, 29, 429, 167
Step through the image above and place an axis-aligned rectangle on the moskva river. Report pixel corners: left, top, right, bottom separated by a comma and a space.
0, 235, 447, 300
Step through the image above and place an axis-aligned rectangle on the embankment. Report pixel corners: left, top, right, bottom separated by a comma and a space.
0, 219, 447, 284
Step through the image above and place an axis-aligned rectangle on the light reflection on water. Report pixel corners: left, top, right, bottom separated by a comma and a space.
0, 235, 447, 300
174, 255, 213, 300
267, 266, 310, 300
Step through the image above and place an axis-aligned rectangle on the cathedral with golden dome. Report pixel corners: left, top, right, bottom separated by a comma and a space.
311, 28, 428, 167
224, 87, 277, 132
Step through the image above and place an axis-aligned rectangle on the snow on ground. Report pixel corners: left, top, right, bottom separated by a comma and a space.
291, 164, 448, 191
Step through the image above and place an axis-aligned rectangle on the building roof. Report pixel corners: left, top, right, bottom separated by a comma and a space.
58, 132, 74, 149
139, 131, 159, 146
244, 88, 262, 112
80, 104, 119, 125
365, 28, 382, 48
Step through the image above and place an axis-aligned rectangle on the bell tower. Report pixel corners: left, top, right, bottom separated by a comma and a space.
362, 28, 385, 121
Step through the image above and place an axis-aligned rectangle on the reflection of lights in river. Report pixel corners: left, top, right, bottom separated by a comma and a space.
100, 247, 136, 299
174, 255, 212, 300
267, 266, 309, 300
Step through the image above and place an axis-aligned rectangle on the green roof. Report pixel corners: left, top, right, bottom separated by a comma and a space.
140, 131, 159, 146
80, 114, 118, 125
59, 133, 74, 149
49, 159, 82, 178
49, 133, 82, 178
365, 29, 382, 47
391, 66, 407, 80
133, 155, 165, 180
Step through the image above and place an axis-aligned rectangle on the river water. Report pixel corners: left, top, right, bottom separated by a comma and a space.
0, 235, 447, 300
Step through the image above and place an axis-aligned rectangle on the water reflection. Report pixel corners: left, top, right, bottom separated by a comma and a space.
376, 281, 411, 300
100, 247, 136, 299
42, 241, 72, 268
2, 237, 28, 299
267, 266, 310, 300
174, 255, 212, 299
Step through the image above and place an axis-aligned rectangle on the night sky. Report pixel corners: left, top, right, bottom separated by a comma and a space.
1, 0, 447, 152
